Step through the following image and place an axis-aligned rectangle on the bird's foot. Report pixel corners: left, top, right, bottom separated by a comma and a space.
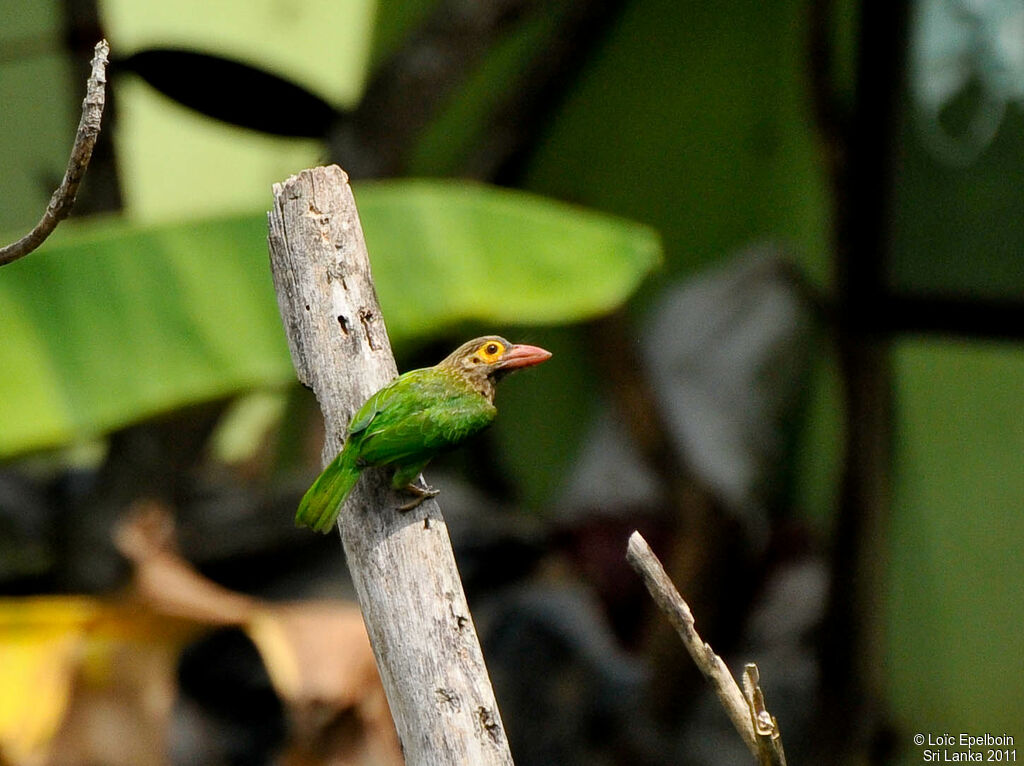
397, 481, 440, 512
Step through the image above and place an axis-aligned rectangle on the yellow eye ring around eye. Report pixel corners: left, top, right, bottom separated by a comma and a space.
478, 341, 504, 362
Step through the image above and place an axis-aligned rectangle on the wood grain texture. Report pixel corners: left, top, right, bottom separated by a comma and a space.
267, 165, 514, 765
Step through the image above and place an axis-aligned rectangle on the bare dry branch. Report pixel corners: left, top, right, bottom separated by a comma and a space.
626, 530, 788, 764
0, 39, 109, 267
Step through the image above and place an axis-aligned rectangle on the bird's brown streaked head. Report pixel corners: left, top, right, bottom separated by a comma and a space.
440, 335, 552, 397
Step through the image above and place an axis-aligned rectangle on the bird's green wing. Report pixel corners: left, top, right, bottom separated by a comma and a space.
358, 397, 495, 465
347, 379, 400, 436
354, 369, 496, 467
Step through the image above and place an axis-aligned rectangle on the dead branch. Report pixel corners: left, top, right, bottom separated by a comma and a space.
0, 40, 109, 267
626, 530, 787, 765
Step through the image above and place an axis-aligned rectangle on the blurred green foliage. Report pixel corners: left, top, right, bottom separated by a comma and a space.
0, 183, 658, 458
521, 0, 831, 286
360, 180, 660, 334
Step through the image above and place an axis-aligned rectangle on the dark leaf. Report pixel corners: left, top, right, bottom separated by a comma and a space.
116, 48, 338, 138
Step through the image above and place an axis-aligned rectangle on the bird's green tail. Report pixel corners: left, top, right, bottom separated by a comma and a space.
295, 445, 361, 533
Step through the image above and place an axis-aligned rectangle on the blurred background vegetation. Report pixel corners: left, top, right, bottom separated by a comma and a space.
1, 1, 1022, 764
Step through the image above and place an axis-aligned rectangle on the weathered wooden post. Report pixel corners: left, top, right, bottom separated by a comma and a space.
267, 165, 514, 765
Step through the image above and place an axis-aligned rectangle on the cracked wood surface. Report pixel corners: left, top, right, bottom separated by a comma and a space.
267, 165, 514, 765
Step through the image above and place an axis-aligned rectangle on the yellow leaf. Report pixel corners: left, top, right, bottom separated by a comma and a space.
0, 597, 99, 766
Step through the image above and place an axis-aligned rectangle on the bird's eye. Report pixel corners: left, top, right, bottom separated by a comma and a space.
476, 341, 505, 363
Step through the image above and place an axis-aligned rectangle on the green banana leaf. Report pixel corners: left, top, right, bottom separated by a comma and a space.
0, 180, 659, 458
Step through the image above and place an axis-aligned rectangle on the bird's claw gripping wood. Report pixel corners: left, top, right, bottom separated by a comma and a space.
295, 335, 551, 532
397, 482, 440, 512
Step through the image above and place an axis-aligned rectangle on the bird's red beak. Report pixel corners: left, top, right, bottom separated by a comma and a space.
499, 343, 552, 370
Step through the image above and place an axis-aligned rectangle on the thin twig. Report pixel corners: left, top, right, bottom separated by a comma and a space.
0, 39, 109, 267
626, 530, 788, 764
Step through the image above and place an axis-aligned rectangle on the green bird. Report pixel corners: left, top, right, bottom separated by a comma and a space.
296, 335, 552, 533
